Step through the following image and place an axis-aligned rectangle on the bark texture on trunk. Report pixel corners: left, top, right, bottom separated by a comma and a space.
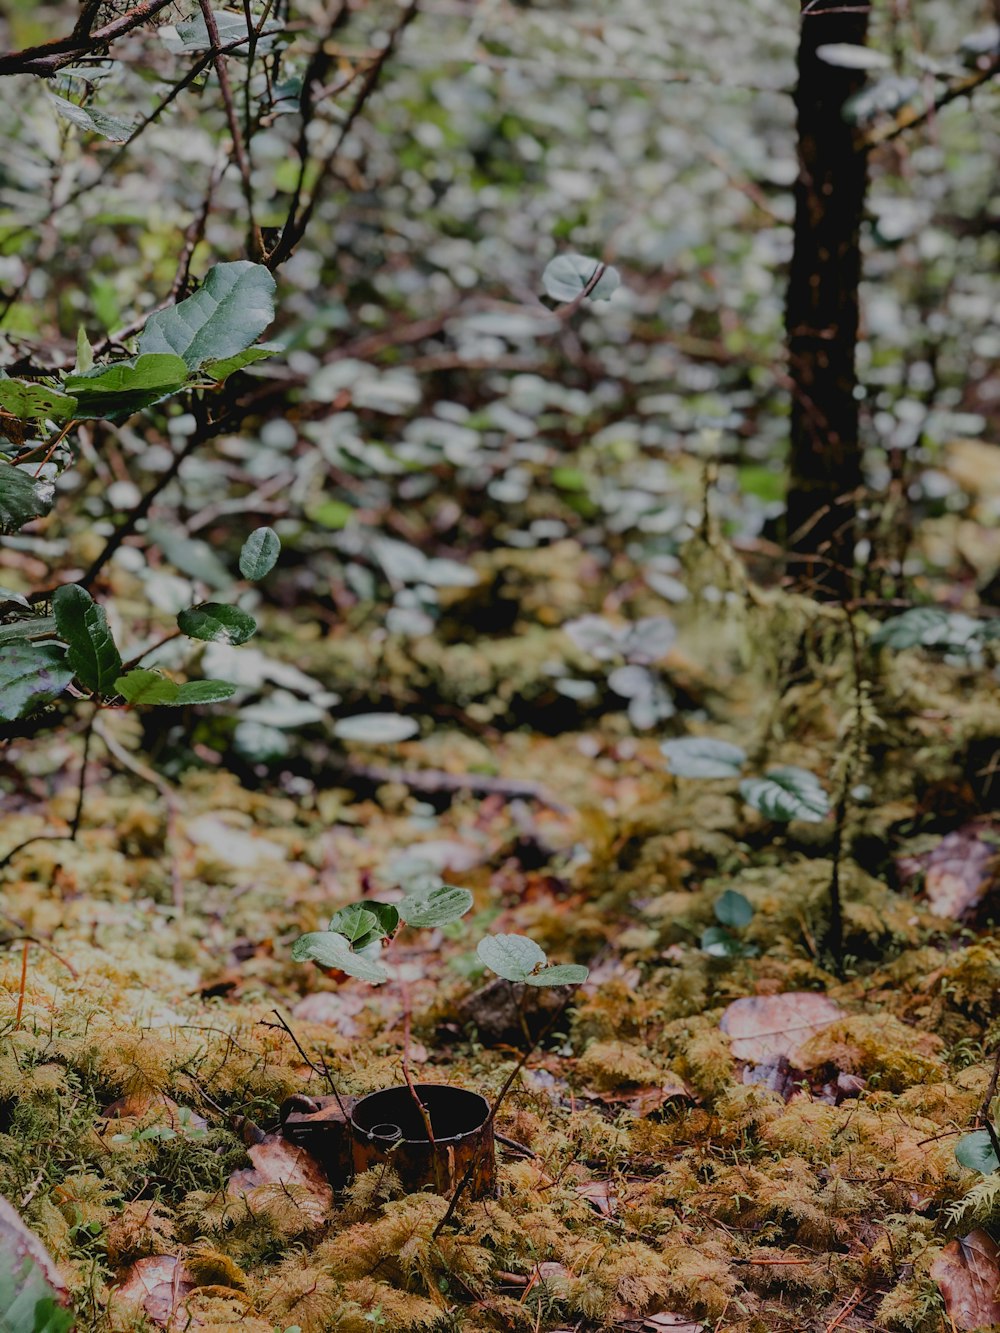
784, 0, 870, 599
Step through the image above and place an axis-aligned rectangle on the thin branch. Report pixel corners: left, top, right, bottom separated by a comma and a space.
197, 0, 264, 260
267, 0, 420, 268
0, 0, 176, 77
861, 56, 1000, 151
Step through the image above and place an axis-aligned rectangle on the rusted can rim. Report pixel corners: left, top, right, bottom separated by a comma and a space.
351, 1083, 492, 1147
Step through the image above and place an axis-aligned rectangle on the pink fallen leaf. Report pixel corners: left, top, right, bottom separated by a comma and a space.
227, 1131, 333, 1226
896, 821, 1000, 920
112, 1256, 197, 1329
719, 993, 844, 1064
644, 1316, 704, 1332
930, 1229, 1000, 1331
292, 989, 367, 1037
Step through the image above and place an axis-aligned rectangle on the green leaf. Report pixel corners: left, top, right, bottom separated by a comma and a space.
177, 602, 257, 646
542, 254, 621, 303
64, 353, 189, 418
523, 963, 589, 987
327, 905, 380, 947
661, 737, 746, 779
476, 933, 547, 982
328, 900, 399, 944
397, 885, 474, 928
114, 669, 236, 706
48, 93, 135, 142
175, 9, 280, 50
870, 608, 986, 653
333, 713, 419, 743
201, 343, 280, 382
75, 325, 94, 374
290, 931, 389, 983
0, 643, 73, 721
138, 262, 277, 371
740, 767, 829, 824
0, 377, 77, 421
955, 1129, 1000, 1175
714, 890, 754, 928
52, 584, 122, 697
0, 462, 55, 534
306, 499, 354, 530
700, 926, 745, 958
239, 526, 280, 580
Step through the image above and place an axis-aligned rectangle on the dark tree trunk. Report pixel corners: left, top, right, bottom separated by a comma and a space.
784, 0, 870, 600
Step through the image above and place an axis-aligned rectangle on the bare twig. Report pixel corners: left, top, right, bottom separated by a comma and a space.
0, 0, 176, 77
197, 0, 264, 260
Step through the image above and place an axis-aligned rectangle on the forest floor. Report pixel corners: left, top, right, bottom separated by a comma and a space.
4, 537, 1000, 1333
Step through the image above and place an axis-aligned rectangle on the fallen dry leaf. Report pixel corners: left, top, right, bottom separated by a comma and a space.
292, 988, 368, 1037
930, 1229, 1000, 1331
112, 1255, 197, 1329
586, 1077, 695, 1117
896, 820, 1000, 920
576, 1179, 619, 1217
720, 993, 844, 1064
227, 1131, 333, 1226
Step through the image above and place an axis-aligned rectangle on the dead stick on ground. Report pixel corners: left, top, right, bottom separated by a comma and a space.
331, 761, 573, 814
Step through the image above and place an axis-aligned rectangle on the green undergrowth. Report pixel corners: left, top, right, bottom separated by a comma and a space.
3, 577, 1000, 1333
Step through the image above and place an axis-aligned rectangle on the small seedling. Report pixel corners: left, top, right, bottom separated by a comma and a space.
701, 889, 758, 958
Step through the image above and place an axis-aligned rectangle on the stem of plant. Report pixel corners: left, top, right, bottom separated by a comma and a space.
14, 939, 29, 1029
432, 992, 573, 1238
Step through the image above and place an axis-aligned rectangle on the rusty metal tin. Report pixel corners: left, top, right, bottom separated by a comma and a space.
350, 1083, 497, 1199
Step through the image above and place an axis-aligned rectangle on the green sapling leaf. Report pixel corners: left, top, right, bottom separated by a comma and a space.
177, 602, 257, 646
52, 584, 122, 697
239, 526, 281, 580
291, 931, 389, 983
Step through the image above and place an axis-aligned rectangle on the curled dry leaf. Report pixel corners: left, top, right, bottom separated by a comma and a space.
227, 1130, 333, 1226
575, 1179, 618, 1217
112, 1255, 197, 1329
720, 993, 844, 1064
896, 820, 1000, 920
930, 1229, 1000, 1331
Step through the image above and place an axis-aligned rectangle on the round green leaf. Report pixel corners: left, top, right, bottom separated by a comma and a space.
955, 1129, 1000, 1175
239, 526, 281, 580
333, 713, 419, 744
397, 885, 474, 928
523, 963, 589, 987
714, 889, 754, 928
138, 261, 277, 371
290, 931, 389, 983
542, 254, 621, 303
116, 670, 237, 706
177, 602, 258, 646
700, 926, 743, 957
740, 767, 829, 824
661, 737, 746, 779
476, 933, 547, 982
